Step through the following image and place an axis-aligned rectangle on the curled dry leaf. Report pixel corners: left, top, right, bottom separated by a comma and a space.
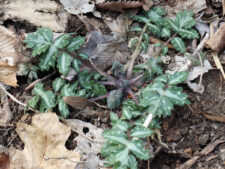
63, 119, 104, 169
205, 23, 225, 52
104, 13, 127, 39
60, 0, 95, 15
11, 113, 80, 169
0, 0, 68, 32
80, 30, 129, 70
0, 60, 17, 87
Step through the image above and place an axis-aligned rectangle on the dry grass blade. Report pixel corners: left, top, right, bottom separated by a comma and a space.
212, 52, 225, 80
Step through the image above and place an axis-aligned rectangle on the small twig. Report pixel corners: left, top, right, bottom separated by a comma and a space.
45, 156, 102, 164
0, 84, 38, 113
130, 73, 143, 84
25, 72, 55, 91
197, 53, 203, 87
89, 59, 116, 82
90, 93, 110, 102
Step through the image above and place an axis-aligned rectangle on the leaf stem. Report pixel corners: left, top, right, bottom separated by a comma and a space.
126, 24, 148, 79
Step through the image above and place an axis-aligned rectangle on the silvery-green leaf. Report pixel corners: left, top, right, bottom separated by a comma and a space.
32, 83, 56, 110
67, 36, 85, 51
141, 42, 148, 53
132, 15, 149, 23
128, 140, 150, 160
58, 99, 70, 118
39, 46, 57, 71
164, 87, 190, 106
53, 78, 65, 92
113, 121, 130, 132
129, 27, 142, 32
57, 52, 72, 76
178, 28, 199, 39
101, 142, 124, 157
25, 27, 53, 57
110, 112, 119, 122
61, 84, 75, 96
147, 23, 161, 37
171, 37, 185, 53
122, 100, 142, 120
130, 126, 153, 138
103, 129, 129, 145
53, 34, 71, 49
175, 11, 195, 29
72, 59, 81, 72
164, 18, 179, 31
161, 46, 168, 56
28, 95, 39, 109
167, 71, 188, 85
128, 155, 138, 169
161, 27, 171, 38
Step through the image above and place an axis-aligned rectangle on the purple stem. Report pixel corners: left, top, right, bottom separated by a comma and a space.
99, 81, 117, 86
127, 88, 138, 104
90, 93, 110, 101
130, 73, 143, 84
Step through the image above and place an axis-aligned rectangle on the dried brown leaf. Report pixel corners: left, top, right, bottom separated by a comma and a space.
80, 30, 129, 70
0, 60, 17, 87
63, 96, 95, 110
205, 24, 225, 52
104, 13, 127, 38
96, 0, 143, 12
11, 113, 81, 169
0, 0, 68, 32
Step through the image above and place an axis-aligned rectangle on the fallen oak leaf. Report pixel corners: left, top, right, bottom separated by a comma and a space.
12, 113, 80, 169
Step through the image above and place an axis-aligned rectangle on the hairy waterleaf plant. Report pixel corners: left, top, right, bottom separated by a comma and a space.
139, 71, 190, 118
101, 112, 153, 169
130, 7, 199, 54
25, 27, 85, 75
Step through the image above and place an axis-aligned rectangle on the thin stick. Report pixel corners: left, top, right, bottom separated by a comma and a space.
90, 93, 110, 101
25, 72, 55, 91
126, 24, 147, 79
197, 52, 203, 86
0, 84, 38, 113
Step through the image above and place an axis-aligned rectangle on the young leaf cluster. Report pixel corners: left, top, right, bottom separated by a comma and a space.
102, 71, 190, 169
25, 27, 85, 76
28, 72, 106, 117
131, 7, 199, 54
